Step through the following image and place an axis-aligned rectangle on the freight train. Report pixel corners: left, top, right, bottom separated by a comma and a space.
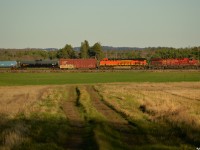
0, 58, 199, 70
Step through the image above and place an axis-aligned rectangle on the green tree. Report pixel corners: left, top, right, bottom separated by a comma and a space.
57, 44, 76, 58
48, 51, 57, 60
80, 40, 90, 58
89, 42, 104, 60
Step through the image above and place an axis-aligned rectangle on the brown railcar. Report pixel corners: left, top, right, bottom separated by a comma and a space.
59, 59, 97, 69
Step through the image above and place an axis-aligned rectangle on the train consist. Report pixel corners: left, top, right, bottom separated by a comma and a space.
0, 58, 199, 70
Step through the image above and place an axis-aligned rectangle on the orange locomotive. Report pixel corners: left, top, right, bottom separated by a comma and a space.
99, 58, 147, 69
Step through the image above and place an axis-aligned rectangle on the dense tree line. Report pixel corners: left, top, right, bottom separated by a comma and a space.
0, 49, 58, 61
145, 47, 200, 60
103, 47, 200, 60
0, 41, 104, 61
0, 44, 199, 61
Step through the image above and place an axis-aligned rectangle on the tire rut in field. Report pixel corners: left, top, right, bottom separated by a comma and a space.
86, 85, 138, 146
163, 91, 200, 102
62, 86, 86, 150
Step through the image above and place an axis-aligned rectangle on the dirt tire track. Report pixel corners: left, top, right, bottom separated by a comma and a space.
87, 86, 126, 122
86, 86, 138, 145
62, 86, 85, 150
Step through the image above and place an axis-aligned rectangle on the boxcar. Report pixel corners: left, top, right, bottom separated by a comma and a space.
0, 61, 18, 68
59, 59, 97, 69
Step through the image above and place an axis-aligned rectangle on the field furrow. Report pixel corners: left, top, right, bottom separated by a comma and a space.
62, 86, 86, 149
86, 85, 140, 148
87, 86, 128, 125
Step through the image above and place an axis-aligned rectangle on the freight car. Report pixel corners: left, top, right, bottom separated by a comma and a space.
0, 61, 18, 68
59, 59, 97, 69
20, 60, 58, 68
99, 58, 147, 69
149, 58, 199, 69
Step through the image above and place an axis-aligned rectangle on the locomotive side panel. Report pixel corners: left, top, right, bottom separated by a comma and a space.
99, 59, 147, 69
150, 58, 199, 69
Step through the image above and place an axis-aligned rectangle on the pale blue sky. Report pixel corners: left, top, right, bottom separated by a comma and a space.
0, 0, 200, 48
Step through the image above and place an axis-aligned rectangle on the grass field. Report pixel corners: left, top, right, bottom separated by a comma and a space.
0, 82, 200, 149
0, 71, 200, 149
0, 71, 200, 86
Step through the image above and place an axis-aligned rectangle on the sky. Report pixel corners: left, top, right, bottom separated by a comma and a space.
0, 0, 200, 49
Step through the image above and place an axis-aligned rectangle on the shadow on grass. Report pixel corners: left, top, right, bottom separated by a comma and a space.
0, 113, 98, 150
0, 113, 199, 150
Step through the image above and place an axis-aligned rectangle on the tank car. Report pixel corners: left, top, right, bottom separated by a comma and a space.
20, 60, 58, 68
0, 61, 18, 68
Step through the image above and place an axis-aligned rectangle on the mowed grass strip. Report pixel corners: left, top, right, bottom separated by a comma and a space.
0, 71, 200, 86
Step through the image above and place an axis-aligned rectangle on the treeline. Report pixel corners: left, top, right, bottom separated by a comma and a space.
0, 41, 104, 61
0, 42, 200, 61
104, 47, 200, 60
146, 47, 200, 60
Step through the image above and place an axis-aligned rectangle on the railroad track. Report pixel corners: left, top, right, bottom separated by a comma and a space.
0, 68, 200, 73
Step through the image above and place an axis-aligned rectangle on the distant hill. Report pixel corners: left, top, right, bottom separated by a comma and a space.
74, 46, 143, 51
44, 48, 58, 51
0, 47, 143, 51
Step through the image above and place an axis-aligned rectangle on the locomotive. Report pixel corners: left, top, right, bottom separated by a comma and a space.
99, 58, 147, 69
149, 58, 199, 69
0, 57, 199, 70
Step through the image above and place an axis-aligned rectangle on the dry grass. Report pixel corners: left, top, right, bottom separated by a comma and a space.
0, 85, 70, 150
95, 82, 200, 146
1, 122, 29, 150
0, 86, 50, 118
95, 82, 200, 121
0, 82, 199, 149
30, 86, 68, 118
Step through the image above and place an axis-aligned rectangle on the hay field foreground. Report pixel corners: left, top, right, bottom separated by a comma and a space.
0, 82, 200, 150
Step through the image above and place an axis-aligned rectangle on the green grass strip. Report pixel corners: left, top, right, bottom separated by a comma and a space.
0, 71, 199, 86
